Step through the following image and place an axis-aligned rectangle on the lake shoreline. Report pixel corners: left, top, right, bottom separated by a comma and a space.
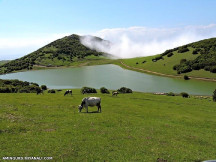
118, 60, 216, 82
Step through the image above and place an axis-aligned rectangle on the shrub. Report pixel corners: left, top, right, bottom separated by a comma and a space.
48, 89, 56, 93
19, 88, 30, 93
210, 66, 216, 73
177, 65, 192, 74
152, 55, 163, 62
178, 46, 189, 53
0, 87, 11, 93
136, 62, 139, 64
173, 65, 179, 70
180, 59, 187, 64
180, 92, 189, 98
204, 66, 211, 71
192, 50, 198, 55
41, 85, 47, 90
184, 75, 190, 80
81, 87, 97, 94
213, 89, 216, 102
167, 92, 175, 96
191, 63, 201, 70
100, 87, 110, 94
167, 52, 173, 57
142, 61, 146, 64
117, 87, 132, 93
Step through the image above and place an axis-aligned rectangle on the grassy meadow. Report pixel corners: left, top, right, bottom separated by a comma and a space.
0, 89, 216, 161
121, 47, 216, 79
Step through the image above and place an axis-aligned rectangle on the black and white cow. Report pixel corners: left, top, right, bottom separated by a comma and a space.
112, 91, 119, 96
64, 90, 72, 96
78, 97, 101, 113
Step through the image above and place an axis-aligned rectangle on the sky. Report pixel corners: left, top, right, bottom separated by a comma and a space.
0, 0, 216, 59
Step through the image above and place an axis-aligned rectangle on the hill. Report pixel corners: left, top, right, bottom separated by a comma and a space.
0, 89, 215, 161
0, 34, 112, 74
121, 37, 216, 79
0, 60, 10, 66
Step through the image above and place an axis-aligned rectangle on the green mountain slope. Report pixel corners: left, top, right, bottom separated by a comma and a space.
121, 37, 216, 79
0, 60, 10, 66
0, 34, 112, 74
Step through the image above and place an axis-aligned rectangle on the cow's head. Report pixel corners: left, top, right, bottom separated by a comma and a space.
78, 105, 83, 112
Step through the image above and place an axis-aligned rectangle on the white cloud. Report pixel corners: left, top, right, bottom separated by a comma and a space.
1, 24, 216, 60
81, 24, 216, 58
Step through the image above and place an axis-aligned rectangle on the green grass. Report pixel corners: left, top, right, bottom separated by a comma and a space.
121, 47, 216, 79
0, 60, 10, 66
0, 90, 216, 161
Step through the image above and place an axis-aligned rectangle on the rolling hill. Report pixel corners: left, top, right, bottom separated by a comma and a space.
0, 60, 10, 66
0, 34, 112, 74
121, 37, 216, 79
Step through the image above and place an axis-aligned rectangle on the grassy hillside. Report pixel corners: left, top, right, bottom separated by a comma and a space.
0, 89, 216, 161
0, 60, 10, 66
121, 38, 216, 79
0, 35, 112, 74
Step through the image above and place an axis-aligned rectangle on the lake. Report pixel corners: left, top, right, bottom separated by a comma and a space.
0, 64, 216, 95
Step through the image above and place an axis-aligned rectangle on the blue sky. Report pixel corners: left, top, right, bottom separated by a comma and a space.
0, 0, 216, 59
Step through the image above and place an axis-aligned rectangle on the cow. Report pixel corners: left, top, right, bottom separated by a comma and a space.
78, 97, 101, 113
64, 90, 72, 96
112, 91, 119, 96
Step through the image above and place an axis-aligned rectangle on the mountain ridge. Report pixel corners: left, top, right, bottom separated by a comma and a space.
0, 34, 112, 74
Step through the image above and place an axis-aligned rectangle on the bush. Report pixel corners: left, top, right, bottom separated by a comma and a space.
213, 89, 216, 102
167, 52, 173, 57
210, 66, 216, 73
180, 59, 187, 64
81, 87, 97, 94
41, 85, 47, 90
192, 50, 198, 55
178, 46, 189, 53
152, 55, 163, 62
177, 65, 192, 74
48, 89, 56, 93
100, 87, 110, 94
191, 63, 201, 70
173, 65, 179, 70
142, 61, 146, 64
180, 92, 189, 98
184, 75, 190, 80
19, 87, 31, 93
136, 62, 139, 64
204, 66, 211, 71
117, 87, 132, 93
167, 92, 175, 96
0, 87, 11, 93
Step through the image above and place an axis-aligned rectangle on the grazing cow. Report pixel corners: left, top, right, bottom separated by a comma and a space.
78, 97, 101, 113
112, 91, 119, 96
64, 90, 72, 96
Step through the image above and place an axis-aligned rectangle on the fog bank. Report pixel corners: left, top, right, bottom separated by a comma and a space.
81, 24, 216, 58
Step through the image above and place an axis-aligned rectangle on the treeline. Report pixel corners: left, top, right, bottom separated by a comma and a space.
0, 79, 41, 93
0, 34, 106, 74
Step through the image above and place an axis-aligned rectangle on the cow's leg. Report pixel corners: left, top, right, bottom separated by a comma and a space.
97, 104, 101, 113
